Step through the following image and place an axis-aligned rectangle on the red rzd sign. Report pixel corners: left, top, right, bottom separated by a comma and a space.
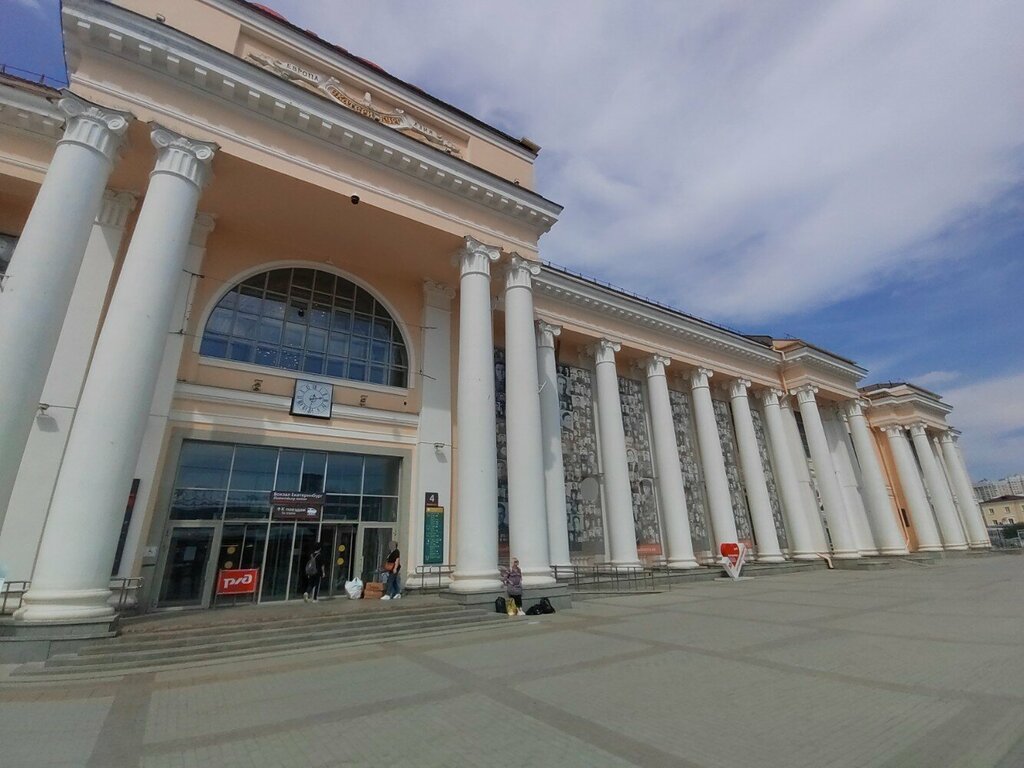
217, 568, 259, 595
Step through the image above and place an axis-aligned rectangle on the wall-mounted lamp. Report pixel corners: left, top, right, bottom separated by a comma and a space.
38, 402, 50, 414
433, 442, 446, 451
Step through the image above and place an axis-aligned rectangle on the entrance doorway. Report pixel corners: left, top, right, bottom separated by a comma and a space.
158, 525, 217, 608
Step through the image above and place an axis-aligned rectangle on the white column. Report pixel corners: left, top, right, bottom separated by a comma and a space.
909, 424, 968, 550
536, 321, 572, 569
643, 356, 699, 568
592, 339, 640, 567
844, 400, 908, 555
780, 395, 829, 551
0, 94, 130, 528
117, 214, 216, 579
884, 426, 943, 552
729, 380, 785, 562
823, 408, 879, 555
759, 389, 818, 559
17, 126, 216, 623
0, 191, 136, 579
690, 368, 738, 549
792, 385, 860, 558
449, 238, 503, 593
503, 256, 554, 586
940, 431, 991, 548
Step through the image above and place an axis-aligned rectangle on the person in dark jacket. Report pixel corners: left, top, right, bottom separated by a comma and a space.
303, 542, 324, 602
381, 541, 402, 600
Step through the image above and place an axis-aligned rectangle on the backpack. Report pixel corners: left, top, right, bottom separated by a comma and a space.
525, 603, 543, 616
494, 596, 506, 614
539, 597, 555, 614
305, 553, 318, 576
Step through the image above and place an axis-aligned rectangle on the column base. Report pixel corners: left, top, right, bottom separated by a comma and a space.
522, 569, 556, 587
14, 587, 115, 624
791, 552, 822, 561
832, 550, 862, 559
447, 569, 503, 594
754, 553, 786, 564
969, 541, 992, 549
666, 558, 701, 569
944, 543, 970, 551
860, 550, 881, 557
917, 545, 944, 553
878, 546, 910, 556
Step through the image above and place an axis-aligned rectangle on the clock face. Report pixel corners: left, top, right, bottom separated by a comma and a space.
291, 379, 333, 419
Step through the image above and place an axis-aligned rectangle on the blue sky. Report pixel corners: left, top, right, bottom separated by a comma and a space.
1, 0, 1021, 480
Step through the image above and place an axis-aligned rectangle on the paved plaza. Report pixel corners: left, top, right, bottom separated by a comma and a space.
3, 555, 1024, 767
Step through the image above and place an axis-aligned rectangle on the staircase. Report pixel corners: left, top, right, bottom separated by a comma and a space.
12, 602, 505, 677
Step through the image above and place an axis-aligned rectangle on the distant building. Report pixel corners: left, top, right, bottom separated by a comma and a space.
974, 476, 1023, 502
979, 495, 1024, 527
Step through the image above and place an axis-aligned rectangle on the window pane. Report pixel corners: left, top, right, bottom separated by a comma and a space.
369, 366, 387, 384
336, 278, 356, 300
224, 490, 271, 519
255, 346, 279, 366
301, 452, 327, 492
230, 446, 278, 490
349, 362, 367, 381
354, 289, 374, 314
310, 304, 331, 329
237, 289, 262, 314
266, 269, 291, 294
262, 294, 287, 320
200, 334, 228, 358
284, 323, 306, 349
306, 327, 327, 353
328, 333, 349, 357
389, 368, 408, 387
350, 338, 369, 360
207, 307, 233, 334
233, 313, 258, 339
323, 495, 360, 521
314, 271, 336, 294
242, 273, 267, 291
227, 340, 253, 362
302, 354, 324, 374
259, 318, 283, 344
177, 442, 233, 487
325, 358, 347, 378
352, 315, 372, 338
280, 349, 301, 370
390, 345, 407, 368
361, 496, 397, 522
276, 449, 303, 491
325, 453, 363, 494
292, 269, 314, 290
287, 298, 308, 323
332, 310, 352, 332
170, 488, 225, 520
219, 288, 239, 310
372, 319, 391, 340
363, 455, 400, 495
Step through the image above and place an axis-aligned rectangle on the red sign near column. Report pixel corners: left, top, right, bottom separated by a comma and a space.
720, 542, 741, 566
217, 568, 259, 595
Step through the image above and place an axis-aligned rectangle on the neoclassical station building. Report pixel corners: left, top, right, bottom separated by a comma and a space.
0, 0, 991, 634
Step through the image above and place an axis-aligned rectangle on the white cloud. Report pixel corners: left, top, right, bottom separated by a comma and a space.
912, 370, 960, 388
287, 0, 1023, 322
943, 371, 1024, 480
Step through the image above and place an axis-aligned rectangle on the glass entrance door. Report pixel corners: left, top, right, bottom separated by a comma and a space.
359, 526, 396, 584
158, 526, 216, 608
320, 524, 356, 597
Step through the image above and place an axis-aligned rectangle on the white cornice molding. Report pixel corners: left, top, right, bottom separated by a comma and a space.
0, 82, 63, 141
62, 0, 561, 237
779, 346, 866, 383
174, 382, 420, 428
533, 267, 781, 367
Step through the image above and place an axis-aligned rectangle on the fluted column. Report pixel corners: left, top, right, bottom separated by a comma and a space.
18, 126, 216, 623
792, 385, 860, 558
940, 431, 990, 548
592, 339, 640, 567
449, 238, 503, 593
844, 400, 908, 554
729, 380, 785, 562
690, 368, 738, 549
909, 424, 967, 550
884, 426, 943, 552
536, 321, 572, 569
642, 356, 699, 568
0, 94, 130, 527
823, 409, 879, 555
760, 389, 817, 559
503, 256, 554, 586
780, 395, 829, 551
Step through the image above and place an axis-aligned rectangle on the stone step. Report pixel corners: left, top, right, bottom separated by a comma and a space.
110, 605, 461, 648
14, 615, 512, 677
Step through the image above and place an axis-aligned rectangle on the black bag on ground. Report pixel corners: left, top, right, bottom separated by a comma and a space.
539, 597, 555, 614
494, 596, 506, 614
525, 603, 543, 616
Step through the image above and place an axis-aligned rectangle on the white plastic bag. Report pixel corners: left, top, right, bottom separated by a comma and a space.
344, 578, 364, 600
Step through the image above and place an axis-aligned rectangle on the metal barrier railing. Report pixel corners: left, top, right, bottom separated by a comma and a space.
414, 564, 455, 590
552, 564, 657, 593
109, 577, 144, 611
0, 580, 30, 615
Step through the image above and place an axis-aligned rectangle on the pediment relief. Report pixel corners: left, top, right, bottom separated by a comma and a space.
245, 49, 462, 156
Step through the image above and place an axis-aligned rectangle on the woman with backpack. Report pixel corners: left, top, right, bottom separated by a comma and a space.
303, 542, 324, 602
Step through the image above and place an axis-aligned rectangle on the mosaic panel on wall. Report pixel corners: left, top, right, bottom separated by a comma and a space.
618, 377, 662, 556
750, 406, 789, 550
557, 364, 605, 556
713, 398, 755, 549
494, 348, 509, 566
668, 389, 712, 558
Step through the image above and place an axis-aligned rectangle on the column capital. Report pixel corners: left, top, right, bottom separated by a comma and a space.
938, 430, 958, 445
535, 320, 561, 349
791, 383, 819, 405
95, 189, 137, 229
727, 378, 751, 399
423, 280, 456, 309
589, 338, 621, 364
504, 253, 541, 291
689, 367, 714, 390
759, 387, 785, 408
640, 354, 671, 379
882, 425, 907, 439
189, 213, 217, 248
57, 92, 131, 164
842, 398, 871, 419
908, 422, 929, 438
455, 236, 500, 278
150, 125, 217, 189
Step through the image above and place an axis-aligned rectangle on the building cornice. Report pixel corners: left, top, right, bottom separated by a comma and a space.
0, 81, 63, 141
62, 0, 562, 237
779, 345, 866, 384
533, 266, 781, 367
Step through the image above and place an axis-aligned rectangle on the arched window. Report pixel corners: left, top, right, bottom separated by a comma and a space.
200, 267, 409, 387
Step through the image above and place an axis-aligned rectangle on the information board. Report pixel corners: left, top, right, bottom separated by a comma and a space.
423, 506, 445, 565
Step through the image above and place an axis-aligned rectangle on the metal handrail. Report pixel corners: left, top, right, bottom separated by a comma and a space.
109, 576, 144, 611
551, 564, 657, 593
414, 564, 454, 590
0, 580, 30, 615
